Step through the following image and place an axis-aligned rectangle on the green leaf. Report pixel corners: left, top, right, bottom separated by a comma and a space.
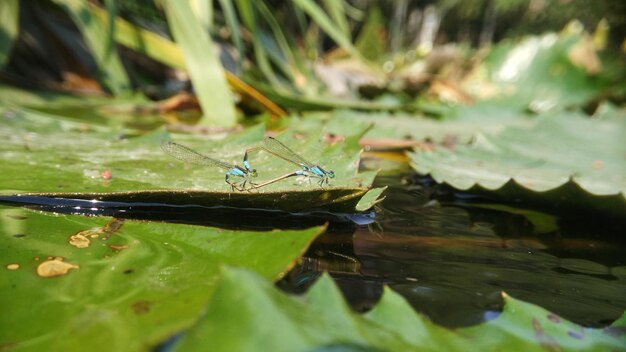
87, 3, 185, 71
302, 104, 534, 144
189, 0, 213, 32
354, 6, 385, 61
0, 205, 324, 351
50, 0, 131, 95
0, 0, 19, 69
465, 29, 617, 112
174, 267, 626, 351
235, 0, 285, 89
292, 0, 358, 57
216, 0, 242, 67
321, 0, 349, 40
0, 107, 377, 212
409, 110, 626, 215
163, 0, 237, 127
355, 186, 386, 212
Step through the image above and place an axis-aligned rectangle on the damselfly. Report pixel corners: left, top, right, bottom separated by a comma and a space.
246, 137, 335, 188
161, 141, 257, 191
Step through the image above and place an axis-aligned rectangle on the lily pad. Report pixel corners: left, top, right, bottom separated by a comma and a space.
409, 110, 626, 215
0, 106, 383, 212
0, 205, 324, 351
463, 26, 619, 112
301, 104, 534, 145
173, 267, 626, 351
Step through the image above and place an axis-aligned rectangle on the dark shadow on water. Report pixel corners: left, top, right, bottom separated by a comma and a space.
279, 174, 626, 328
0, 195, 363, 232
2, 172, 626, 329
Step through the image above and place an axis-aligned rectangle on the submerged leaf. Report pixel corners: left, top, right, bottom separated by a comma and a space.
174, 267, 626, 351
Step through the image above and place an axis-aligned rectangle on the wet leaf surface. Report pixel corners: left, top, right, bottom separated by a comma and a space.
0, 206, 324, 351
0, 106, 381, 212
174, 267, 626, 351
409, 110, 626, 215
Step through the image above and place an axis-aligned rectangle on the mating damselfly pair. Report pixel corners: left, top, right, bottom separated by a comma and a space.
161, 137, 335, 192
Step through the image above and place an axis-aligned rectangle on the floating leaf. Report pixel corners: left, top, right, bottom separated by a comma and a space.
0, 206, 324, 351
464, 28, 619, 112
409, 110, 626, 215
0, 107, 379, 212
355, 186, 387, 212
301, 104, 534, 144
173, 267, 626, 351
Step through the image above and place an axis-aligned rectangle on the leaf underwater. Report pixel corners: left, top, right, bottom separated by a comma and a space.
173, 267, 626, 352
0, 106, 383, 212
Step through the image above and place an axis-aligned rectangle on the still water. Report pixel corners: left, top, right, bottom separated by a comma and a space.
280, 174, 626, 328
1, 172, 625, 329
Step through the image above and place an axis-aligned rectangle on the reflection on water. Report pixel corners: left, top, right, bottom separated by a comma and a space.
279, 175, 626, 328
2, 173, 625, 328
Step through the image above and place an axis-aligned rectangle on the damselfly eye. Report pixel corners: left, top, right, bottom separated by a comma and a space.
250, 169, 258, 177
328, 170, 335, 178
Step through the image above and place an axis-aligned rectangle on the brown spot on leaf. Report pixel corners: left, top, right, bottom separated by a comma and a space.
69, 219, 125, 247
110, 244, 129, 251
132, 300, 151, 315
533, 318, 543, 335
547, 313, 561, 323
591, 160, 604, 169
36, 257, 79, 277
69, 233, 91, 248
533, 318, 560, 352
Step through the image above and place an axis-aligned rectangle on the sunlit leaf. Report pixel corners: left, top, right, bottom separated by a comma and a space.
464, 29, 618, 112
409, 110, 626, 215
355, 186, 386, 212
163, 0, 236, 127
301, 104, 534, 144
0, 107, 378, 212
173, 267, 626, 351
85, 3, 285, 118
0, 206, 324, 351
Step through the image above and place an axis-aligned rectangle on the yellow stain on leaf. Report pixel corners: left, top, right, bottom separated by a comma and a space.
36, 257, 79, 278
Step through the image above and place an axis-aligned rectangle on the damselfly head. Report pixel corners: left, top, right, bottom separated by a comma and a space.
327, 170, 335, 178
250, 169, 258, 177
